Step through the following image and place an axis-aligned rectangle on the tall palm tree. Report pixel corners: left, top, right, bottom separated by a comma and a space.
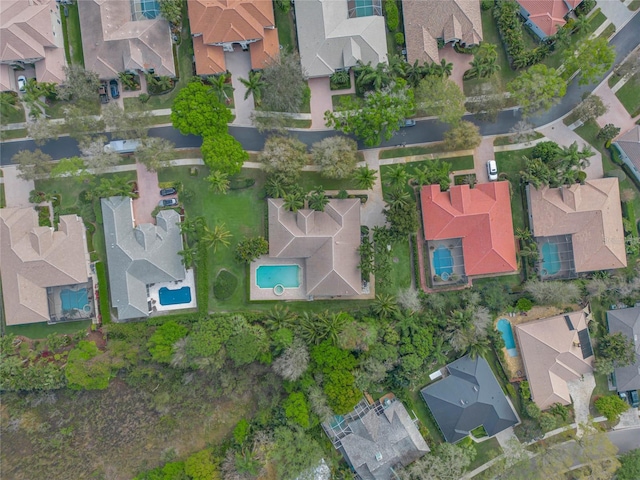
206, 170, 230, 194
410, 166, 431, 186
573, 14, 591, 34
405, 60, 424, 88
358, 62, 391, 91
208, 72, 234, 103
467, 337, 491, 360
282, 192, 304, 212
386, 165, 409, 190
178, 246, 199, 268
265, 174, 288, 198
386, 189, 411, 208
307, 187, 329, 212
353, 166, 378, 190
438, 59, 453, 78
371, 293, 399, 319
265, 305, 296, 331
386, 54, 406, 79
239, 71, 266, 104
319, 311, 349, 345
354, 61, 375, 89
201, 223, 232, 252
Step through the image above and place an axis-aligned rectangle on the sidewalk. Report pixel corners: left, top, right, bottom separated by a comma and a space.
593, 81, 640, 133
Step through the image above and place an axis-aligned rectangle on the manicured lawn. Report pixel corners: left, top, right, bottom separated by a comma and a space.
495, 147, 534, 232
404, 386, 445, 445
480, 8, 518, 83
332, 93, 357, 108
615, 71, 640, 117
274, 5, 297, 52
45, 99, 100, 119
468, 437, 503, 471
630, 0, 640, 11
5, 320, 91, 339
0, 102, 26, 125
60, 3, 84, 66
494, 132, 544, 146
378, 240, 413, 295
296, 171, 358, 191
598, 23, 616, 39
0, 183, 6, 208
380, 143, 450, 159
0, 128, 28, 140
380, 156, 475, 195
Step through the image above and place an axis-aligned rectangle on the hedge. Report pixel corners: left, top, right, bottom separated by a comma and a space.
394, 32, 405, 46
95, 262, 111, 324
213, 269, 238, 300
606, 169, 627, 182
384, 0, 399, 31
196, 243, 209, 314
624, 202, 639, 237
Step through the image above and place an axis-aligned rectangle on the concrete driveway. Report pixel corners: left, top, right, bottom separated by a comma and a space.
439, 44, 473, 91
567, 372, 596, 437
226, 47, 255, 126
1, 165, 34, 207
132, 162, 165, 225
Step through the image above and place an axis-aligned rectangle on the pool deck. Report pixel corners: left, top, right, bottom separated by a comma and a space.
250, 257, 307, 301
148, 269, 197, 313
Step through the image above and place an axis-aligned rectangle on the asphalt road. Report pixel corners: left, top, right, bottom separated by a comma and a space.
1, 12, 638, 165
608, 426, 640, 454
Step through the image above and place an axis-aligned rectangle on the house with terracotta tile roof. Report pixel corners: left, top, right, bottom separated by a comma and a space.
295, 0, 388, 78
420, 182, 518, 286
402, 0, 483, 64
188, 0, 279, 75
0, 0, 67, 92
78, 0, 175, 80
526, 179, 627, 279
613, 126, 640, 183
517, 0, 584, 39
0, 208, 94, 326
515, 309, 594, 410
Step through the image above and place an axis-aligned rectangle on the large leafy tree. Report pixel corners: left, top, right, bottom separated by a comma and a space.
325, 81, 415, 147
258, 135, 308, 180
311, 136, 358, 179
101, 103, 152, 140
617, 449, 640, 480
260, 50, 307, 113
270, 426, 324, 480
563, 37, 615, 86
13, 149, 53, 181
158, 0, 182, 24
135, 137, 175, 172
443, 121, 482, 151
414, 76, 466, 125
57, 65, 101, 105
171, 81, 232, 136
201, 133, 248, 175
507, 64, 567, 117
572, 93, 608, 123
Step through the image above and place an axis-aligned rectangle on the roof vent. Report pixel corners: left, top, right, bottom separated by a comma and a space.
375, 452, 383, 462
473, 386, 478, 392
460, 399, 466, 405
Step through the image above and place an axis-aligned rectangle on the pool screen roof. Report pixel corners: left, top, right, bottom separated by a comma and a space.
420, 182, 517, 276
101, 197, 186, 320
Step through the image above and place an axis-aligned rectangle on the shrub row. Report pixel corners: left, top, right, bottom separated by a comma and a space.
95, 261, 111, 324
624, 202, 639, 237
196, 243, 209, 314
384, 0, 399, 31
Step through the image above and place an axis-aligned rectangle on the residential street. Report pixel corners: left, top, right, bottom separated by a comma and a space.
1, 12, 638, 165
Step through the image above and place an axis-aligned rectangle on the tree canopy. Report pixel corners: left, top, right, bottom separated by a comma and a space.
507, 64, 567, 117
311, 136, 359, 179
414, 76, 466, 125
201, 134, 249, 175
171, 81, 232, 136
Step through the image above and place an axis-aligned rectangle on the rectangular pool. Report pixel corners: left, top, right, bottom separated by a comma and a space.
256, 265, 300, 289
61, 288, 89, 311
158, 286, 192, 305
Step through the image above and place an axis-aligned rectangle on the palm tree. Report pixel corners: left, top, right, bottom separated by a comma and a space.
208, 72, 234, 103
179, 216, 204, 237
354, 61, 375, 90
386, 165, 409, 190
353, 166, 378, 190
386, 188, 411, 207
201, 224, 232, 252
371, 293, 399, 319
265, 174, 288, 198
282, 192, 304, 212
573, 14, 591, 34
405, 60, 424, 88
430, 337, 449, 366
178, 246, 199, 268
265, 305, 296, 331
307, 187, 329, 212
157, 76, 173, 90
297, 312, 324, 345
239, 71, 266, 104
386, 54, 406, 79
410, 166, 430, 186
330, 70, 350, 88
515, 227, 533, 242
358, 62, 391, 91
319, 311, 349, 345
0, 92, 19, 117
467, 337, 491, 360
438, 59, 453, 78
206, 170, 230, 194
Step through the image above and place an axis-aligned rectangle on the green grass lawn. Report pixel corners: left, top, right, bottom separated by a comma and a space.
5, 320, 92, 339
495, 147, 535, 232
598, 23, 616, 39
332, 93, 357, 108
380, 155, 475, 194
0, 128, 28, 140
274, 6, 297, 52
60, 3, 84, 66
0, 183, 6, 208
468, 437, 503, 470
615, 71, 640, 117
296, 171, 358, 191
480, 8, 518, 84
630, 0, 640, 11
494, 132, 544, 146
0, 102, 26, 125
45, 99, 100, 119
380, 143, 451, 159
378, 240, 413, 296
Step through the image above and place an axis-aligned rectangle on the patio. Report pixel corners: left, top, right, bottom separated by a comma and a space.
425, 238, 467, 287
47, 281, 95, 323
536, 234, 576, 280
147, 268, 197, 313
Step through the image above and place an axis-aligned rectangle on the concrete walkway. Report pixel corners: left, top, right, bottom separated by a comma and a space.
358, 149, 387, 229
1, 165, 34, 207
226, 47, 255, 127
597, 0, 636, 30
593, 81, 640, 134
308, 77, 333, 130
567, 372, 596, 437
537, 120, 604, 179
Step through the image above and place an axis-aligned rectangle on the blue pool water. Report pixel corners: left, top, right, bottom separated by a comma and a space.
61, 288, 89, 311
158, 286, 192, 305
256, 265, 300, 289
541, 242, 561, 276
433, 245, 454, 276
353, 0, 375, 16
497, 318, 519, 357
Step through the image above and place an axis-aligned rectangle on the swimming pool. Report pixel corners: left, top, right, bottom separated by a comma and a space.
433, 245, 454, 277
158, 286, 192, 306
256, 265, 300, 289
496, 318, 518, 357
541, 242, 561, 276
60, 288, 89, 312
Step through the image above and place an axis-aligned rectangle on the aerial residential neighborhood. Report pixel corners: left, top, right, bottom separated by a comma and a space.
1, 0, 640, 479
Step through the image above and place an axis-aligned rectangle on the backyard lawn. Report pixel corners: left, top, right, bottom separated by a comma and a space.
5, 320, 91, 339
615, 71, 640, 117
274, 5, 297, 52
467, 437, 503, 471
0, 101, 26, 125
494, 147, 535, 232
60, 2, 84, 66
378, 240, 413, 296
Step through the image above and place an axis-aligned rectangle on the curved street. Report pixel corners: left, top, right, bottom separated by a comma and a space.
0, 12, 639, 165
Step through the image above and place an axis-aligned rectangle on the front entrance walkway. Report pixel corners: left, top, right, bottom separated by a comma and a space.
1, 165, 34, 208
226, 47, 255, 126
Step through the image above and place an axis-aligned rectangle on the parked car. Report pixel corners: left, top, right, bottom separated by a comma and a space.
619, 391, 628, 404
99, 83, 109, 104
109, 79, 120, 99
628, 389, 639, 408
487, 160, 498, 181
399, 119, 416, 127
159, 198, 178, 207
17, 75, 26, 92
160, 187, 177, 196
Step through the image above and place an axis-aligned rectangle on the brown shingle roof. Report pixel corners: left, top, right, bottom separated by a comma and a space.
78, 0, 175, 79
527, 179, 627, 273
268, 198, 362, 297
0, 208, 91, 326
188, 0, 279, 74
402, 0, 482, 64
515, 310, 594, 410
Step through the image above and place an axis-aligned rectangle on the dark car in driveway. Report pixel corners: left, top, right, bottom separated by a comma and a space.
160, 187, 177, 196
159, 198, 178, 207
109, 79, 120, 99
629, 390, 639, 408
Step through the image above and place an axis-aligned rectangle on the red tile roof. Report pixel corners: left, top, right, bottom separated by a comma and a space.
517, 0, 576, 37
421, 182, 518, 276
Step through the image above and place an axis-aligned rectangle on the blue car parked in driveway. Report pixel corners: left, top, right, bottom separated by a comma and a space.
109, 79, 120, 99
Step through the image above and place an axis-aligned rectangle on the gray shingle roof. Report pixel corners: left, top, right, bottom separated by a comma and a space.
101, 197, 185, 320
335, 400, 430, 479
607, 307, 640, 392
421, 356, 518, 443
